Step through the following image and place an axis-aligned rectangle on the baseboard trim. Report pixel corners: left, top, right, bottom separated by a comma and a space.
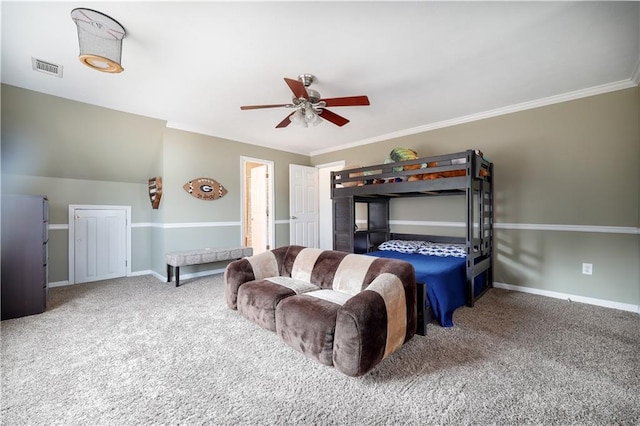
51, 276, 638, 314
130, 270, 153, 277
49, 270, 164, 287
149, 270, 166, 282
494, 282, 639, 314
50, 269, 225, 286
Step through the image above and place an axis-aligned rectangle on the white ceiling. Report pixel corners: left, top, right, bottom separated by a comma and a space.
2, 1, 639, 156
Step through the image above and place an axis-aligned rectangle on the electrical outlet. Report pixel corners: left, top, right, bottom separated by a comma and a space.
582, 263, 593, 275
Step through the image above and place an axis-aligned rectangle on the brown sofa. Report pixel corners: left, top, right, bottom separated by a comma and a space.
224, 245, 416, 376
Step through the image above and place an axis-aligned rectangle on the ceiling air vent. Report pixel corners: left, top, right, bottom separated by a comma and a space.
32, 57, 63, 78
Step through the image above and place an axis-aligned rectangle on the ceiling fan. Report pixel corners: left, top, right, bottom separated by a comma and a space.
240, 74, 370, 128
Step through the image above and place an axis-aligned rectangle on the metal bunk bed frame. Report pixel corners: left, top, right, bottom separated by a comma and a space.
331, 149, 494, 307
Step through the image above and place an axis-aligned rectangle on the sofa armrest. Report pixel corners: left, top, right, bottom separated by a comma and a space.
333, 270, 416, 376
224, 250, 282, 309
224, 258, 255, 309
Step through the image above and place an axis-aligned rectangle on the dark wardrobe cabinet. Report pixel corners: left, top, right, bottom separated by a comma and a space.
1, 194, 49, 320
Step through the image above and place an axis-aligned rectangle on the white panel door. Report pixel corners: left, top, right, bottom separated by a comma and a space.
250, 164, 269, 255
74, 209, 127, 283
289, 164, 319, 248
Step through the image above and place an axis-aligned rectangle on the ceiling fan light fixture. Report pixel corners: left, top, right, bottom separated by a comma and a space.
309, 114, 323, 127
71, 8, 126, 73
288, 103, 322, 128
289, 109, 305, 126
305, 107, 317, 122
241, 73, 369, 128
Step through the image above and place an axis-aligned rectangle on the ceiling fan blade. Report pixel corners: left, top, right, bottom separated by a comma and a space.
240, 104, 289, 110
322, 96, 370, 107
275, 112, 295, 128
318, 108, 350, 127
284, 77, 308, 100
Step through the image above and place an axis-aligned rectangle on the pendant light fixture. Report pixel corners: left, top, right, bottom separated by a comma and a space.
71, 8, 126, 73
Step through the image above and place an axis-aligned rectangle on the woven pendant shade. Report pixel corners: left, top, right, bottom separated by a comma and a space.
71, 8, 126, 73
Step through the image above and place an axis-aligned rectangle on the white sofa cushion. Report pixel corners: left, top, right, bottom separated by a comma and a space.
265, 276, 319, 294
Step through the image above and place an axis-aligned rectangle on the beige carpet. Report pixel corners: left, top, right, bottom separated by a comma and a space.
1, 274, 638, 425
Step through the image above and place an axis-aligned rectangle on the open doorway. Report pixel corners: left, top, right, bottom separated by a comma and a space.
241, 157, 275, 255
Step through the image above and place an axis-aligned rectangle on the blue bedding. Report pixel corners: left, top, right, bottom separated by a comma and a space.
367, 250, 483, 327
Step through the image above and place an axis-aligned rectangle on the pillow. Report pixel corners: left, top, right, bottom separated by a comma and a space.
377, 240, 424, 254
417, 242, 466, 258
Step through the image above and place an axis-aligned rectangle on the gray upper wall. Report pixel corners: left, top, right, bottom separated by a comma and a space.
311, 87, 640, 228
5, 82, 636, 229
160, 127, 308, 224
1, 83, 309, 224
1, 84, 166, 184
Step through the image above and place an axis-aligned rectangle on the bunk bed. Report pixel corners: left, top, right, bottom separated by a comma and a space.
330, 149, 494, 335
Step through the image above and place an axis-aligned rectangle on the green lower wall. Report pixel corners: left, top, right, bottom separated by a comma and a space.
389, 195, 639, 306
47, 231, 68, 283
388, 220, 638, 306
150, 226, 165, 279
0, 174, 299, 283
495, 230, 638, 304
2, 174, 153, 283
132, 227, 151, 274
46, 227, 151, 283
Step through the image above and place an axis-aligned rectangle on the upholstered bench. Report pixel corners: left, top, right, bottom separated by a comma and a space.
166, 247, 253, 287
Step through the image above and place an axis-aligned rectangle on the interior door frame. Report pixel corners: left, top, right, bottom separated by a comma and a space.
316, 160, 345, 250
68, 204, 131, 285
240, 156, 275, 253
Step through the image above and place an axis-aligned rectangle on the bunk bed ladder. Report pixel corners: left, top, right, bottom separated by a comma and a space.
465, 150, 494, 307
465, 151, 475, 307
486, 162, 494, 288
